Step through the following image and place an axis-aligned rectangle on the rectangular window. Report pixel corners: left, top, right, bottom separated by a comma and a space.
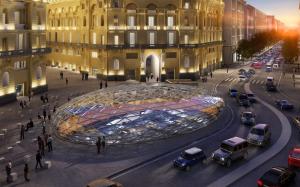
184, 56, 190, 68
92, 32, 97, 44
184, 2, 190, 9
91, 51, 98, 58
16, 34, 23, 50
128, 16, 135, 26
167, 16, 174, 27
69, 33, 72, 43
14, 11, 20, 24
149, 32, 155, 45
184, 34, 189, 44
148, 16, 155, 27
129, 32, 135, 46
166, 52, 177, 59
2, 13, 6, 24
168, 32, 175, 45
114, 35, 119, 45
126, 53, 138, 59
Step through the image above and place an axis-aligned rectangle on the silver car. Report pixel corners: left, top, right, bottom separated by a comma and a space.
247, 124, 271, 147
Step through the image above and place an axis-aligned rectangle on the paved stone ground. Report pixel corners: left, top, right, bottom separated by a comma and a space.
0, 66, 242, 187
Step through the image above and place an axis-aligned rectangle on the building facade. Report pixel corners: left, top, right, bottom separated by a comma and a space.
46, 0, 224, 82
0, 0, 50, 105
244, 4, 255, 40
223, 0, 245, 65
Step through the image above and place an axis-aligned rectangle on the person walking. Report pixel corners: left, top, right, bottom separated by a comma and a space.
48, 113, 51, 121
100, 81, 103, 89
105, 81, 108, 88
20, 124, 25, 140
42, 124, 46, 135
20, 100, 24, 109
47, 135, 53, 152
210, 72, 213, 78
96, 137, 101, 154
60, 71, 64, 80
66, 77, 69, 85
43, 109, 47, 120
5, 161, 12, 183
101, 136, 106, 150
35, 151, 43, 169
24, 163, 30, 182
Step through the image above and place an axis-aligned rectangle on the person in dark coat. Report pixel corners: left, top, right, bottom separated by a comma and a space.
96, 137, 101, 154
101, 136, 106, 149
24, 163, 30, 182
5, 161, 12, 183
35, 151, 43, 169
43, 109, 47, 120
20, 124, 25, 140
210, 72, 213, 78
20, 101, 24, 109
100, 81, 103, 89
105, 81, 108, 88
66, 77, 69, 85
47, 135, 53, 152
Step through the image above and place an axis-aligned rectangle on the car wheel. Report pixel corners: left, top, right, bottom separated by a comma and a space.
185, 166, 191, 171
226, 159, 231, 167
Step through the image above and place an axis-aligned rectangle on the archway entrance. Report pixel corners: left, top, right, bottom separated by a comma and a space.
145, 55, 160, 82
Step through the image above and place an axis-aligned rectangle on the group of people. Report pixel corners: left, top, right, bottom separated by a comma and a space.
99, 80, 108, 89
146, 73, 159, 83
40, 94, 49, 104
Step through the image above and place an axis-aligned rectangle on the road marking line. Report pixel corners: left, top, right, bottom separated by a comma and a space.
225, 78, 230, 82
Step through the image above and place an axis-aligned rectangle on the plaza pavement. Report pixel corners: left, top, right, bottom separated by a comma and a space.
0, 65, 243, 187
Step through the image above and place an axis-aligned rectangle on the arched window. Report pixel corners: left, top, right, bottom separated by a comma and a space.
183, 0, 191, 9
2, 72, 9, 87
36, 66, 42, 80
113, 59, 120, 70
184, 56, 190, 68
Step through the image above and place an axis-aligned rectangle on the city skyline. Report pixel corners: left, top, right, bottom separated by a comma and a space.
247, 0, 300, 28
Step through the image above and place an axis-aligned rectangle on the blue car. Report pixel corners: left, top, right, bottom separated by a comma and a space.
173, 147, 206, 171
229, 88, 238, 97
276, 100, 294, 110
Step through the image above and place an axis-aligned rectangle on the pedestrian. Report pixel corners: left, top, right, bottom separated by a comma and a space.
5, 160, 12, 183
53, 106, 56, 113
28, 95, 31, 102
66, 77, 69, 85
101, 136, 106, 150
210, 72, 213, 78
156, 77, 159, 82
40, 95, 44, 103
45, 93, 49, 103
38, 112, 42, 119
20, 100, 24, 109
42, 124, 46, 135
43, 109, 47, 120
20, 124, 25, 140
96, 137, 101, 154
100, 81, 103, 89
23, 100, 27, 108
47, 135, 53, 152
60, 71, 63, 80
67, 96, 71, 102
35, 151, 43, 169
37, 136, 45, 157
26, 118, 34, 131
48, 113, 51, 121
105, 81, 108, 88
24, 163, 30, 182
151, 73, 153, 79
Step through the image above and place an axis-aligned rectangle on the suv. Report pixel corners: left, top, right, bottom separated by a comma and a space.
237, 93, 250, 107
247, 124, 271, 147
173, 147, 206, 171
212, 137, 248, 167
241, 111, 256, 126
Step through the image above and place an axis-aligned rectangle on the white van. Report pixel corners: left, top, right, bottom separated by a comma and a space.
273, 64, 279, 69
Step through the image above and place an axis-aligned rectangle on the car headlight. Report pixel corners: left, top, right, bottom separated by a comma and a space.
181, 163, 186, 166
221, 157, 225, 161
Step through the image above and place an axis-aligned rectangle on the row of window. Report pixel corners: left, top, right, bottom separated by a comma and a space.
1, 35, 43, 51
2, 10, 42, 25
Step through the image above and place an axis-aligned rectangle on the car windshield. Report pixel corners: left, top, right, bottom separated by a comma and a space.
220, 143, 234, 152
290, 151, 300, 159
243, 113, 253, 118
239, 95, 248, 100
281, 100, 288, 104
231, 89, 237, 92
247, 94, 254, 97
181, 152, 194, 160
250, 128, 264, 136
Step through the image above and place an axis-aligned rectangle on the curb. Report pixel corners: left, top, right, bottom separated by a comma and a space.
207, 83, 292, 187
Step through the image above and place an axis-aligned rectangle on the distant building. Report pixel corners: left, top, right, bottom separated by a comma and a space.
223, 0, 246, 65
0, 0, 50, 105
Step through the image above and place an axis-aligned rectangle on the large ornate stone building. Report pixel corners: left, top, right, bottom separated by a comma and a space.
46, 0, 224, 82
0, 0, 50, 105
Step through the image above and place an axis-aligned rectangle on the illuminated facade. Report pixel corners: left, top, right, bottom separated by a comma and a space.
46, 0, 224, 81
0, 0, 50, 105
223, 0, 245, 65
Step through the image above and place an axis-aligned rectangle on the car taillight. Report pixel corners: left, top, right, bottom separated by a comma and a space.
257, 179, 263, 187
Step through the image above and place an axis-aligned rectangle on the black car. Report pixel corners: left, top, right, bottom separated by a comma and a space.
237, 93, 250, 107
238, 69, 247, 75
276, 100, 294, 110
247, 93, 256, 103
257, 166, 296, 187
266, 82, 277, 92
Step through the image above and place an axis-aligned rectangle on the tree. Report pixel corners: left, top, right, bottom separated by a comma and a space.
282, 34, 299, 64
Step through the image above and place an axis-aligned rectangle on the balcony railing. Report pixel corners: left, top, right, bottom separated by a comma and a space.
0, 47, 51, 58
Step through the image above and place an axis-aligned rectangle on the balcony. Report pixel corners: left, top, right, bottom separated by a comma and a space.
0, 47, 51, 58
109, 25, 124, 30
180, 26, 194, 30
47, 41, 88, 48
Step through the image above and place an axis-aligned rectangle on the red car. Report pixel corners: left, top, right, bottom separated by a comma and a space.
253, 63, 262, 69
288, 147, 300, 168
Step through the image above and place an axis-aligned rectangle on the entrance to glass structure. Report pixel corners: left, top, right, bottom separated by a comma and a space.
16, 83, 24, 97
145, 55, 160, 81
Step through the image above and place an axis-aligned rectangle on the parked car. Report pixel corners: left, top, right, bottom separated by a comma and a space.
257, 167, 296, 187
212, 137, 248, 167
86, 179, 123, 187
288, 146, 300, 168
276, 100, 294, 110
247, 124, 271, 146
238, 69, 247, 75
241, 111, 256, 126
229, 88, 238, 97
247, 93, 256, 103
237, 93, 250, 107
173, 147, 206, 171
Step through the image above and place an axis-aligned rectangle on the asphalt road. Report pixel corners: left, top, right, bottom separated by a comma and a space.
112, 74, 283, 187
